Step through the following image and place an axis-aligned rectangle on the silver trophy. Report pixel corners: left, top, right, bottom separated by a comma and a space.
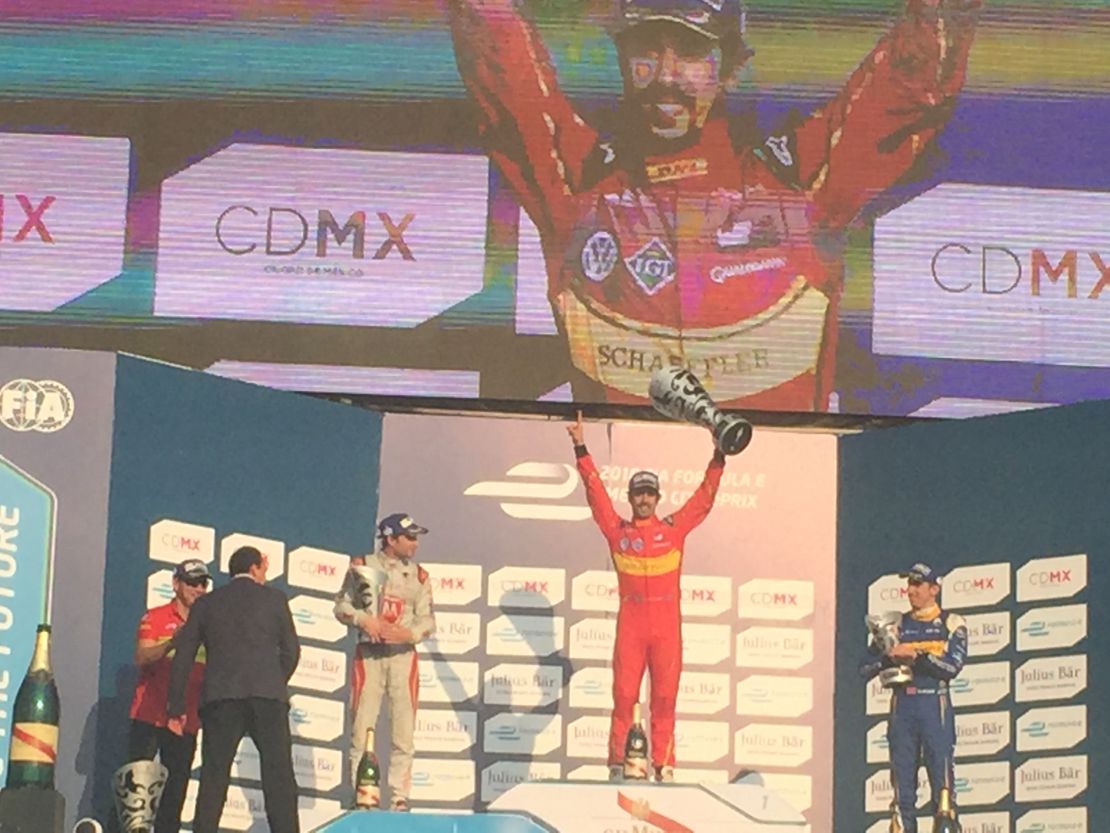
865, 612, 913, 688
648, 367, 753, 456
351, 563, 388, 617
112, 760, 168, 833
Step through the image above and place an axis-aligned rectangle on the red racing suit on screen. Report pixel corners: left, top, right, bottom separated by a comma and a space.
449, 0, 978, 410
577, 447, 724, 767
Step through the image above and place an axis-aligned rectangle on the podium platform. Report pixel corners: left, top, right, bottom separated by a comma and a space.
310, 777, 809, 832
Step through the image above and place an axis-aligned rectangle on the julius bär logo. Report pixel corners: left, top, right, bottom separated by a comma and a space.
0, 195, 55, 244
0, 379, 74, 432
216, 206, 414, 261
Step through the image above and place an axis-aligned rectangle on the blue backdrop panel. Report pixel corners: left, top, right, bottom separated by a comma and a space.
834, 399, 1109, 832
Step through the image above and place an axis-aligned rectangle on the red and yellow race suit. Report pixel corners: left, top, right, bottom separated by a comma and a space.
449, 0, 978, 409
576, 447, 723, 767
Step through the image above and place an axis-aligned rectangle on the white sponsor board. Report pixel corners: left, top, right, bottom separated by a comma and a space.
943, 563, 1011, 610
418, 611, 482, 656
1014, 754, 1087, 802
759, 772, 812, 813
865, 767, 928, 812
292, 744, 344, 793
156, 145, 490, 327
418, 659, 481, 703
733, 723, 813, 768
287, 546, 349, 594
1016, 554, 1086, 602
676, 671, 731, 715
674, 719, 730, 763
735, 626, 814, 670
955, 711, 1011, 758
181, 781, 264, 830
480, 761, 562, 803
482, 662, 563, 708
965, 611, 1011, 657
485, 614, 565, 657
867, 573, 909, 616
146, 569, 175, 609
421, 562, 483, 606
735, 675, 812, 718
954, 761, 1011, 806
866, 721, 890, 764
1015, 655, 1086, 702
297, 795, 344, 831
414, 708, 479, 754
411, 758, 476, 803
487, 566, 566, 608
683, 622, 732, 666
1015, 806, 1087, 833
737, 578, 814, 621
289, 644, 347, 694
872, 184, 1110, 367
483, 713, 563, 756
289, 594, 347, 644
288, 694, 344, 743
1016, 705, 1086, 752
0, 133, 131, 312
571, 569, 619, 613
568, 666, 647, 711
954, 812, 1011, 833
565, 715, 611, 759
679, 574, 732, 617
148, 519, 216, 566
568, 617, 615, 660
566, 764, 611, 781
865, 675, 892, 716
1017, 603, 1086, 651
950, 661, 1011, 708
219, 532, 285, 580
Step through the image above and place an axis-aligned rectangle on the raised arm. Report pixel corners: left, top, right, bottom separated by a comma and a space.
667, 450, 726, 532
568, 411, 622, 534
447, 0, 599, 234
773, 0, 982, 229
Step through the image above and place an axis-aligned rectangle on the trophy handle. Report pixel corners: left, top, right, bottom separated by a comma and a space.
715, 416, 753, 456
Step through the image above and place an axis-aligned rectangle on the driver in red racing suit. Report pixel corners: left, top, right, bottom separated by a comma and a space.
568, 412, 724, 780
448, 0, 980, 410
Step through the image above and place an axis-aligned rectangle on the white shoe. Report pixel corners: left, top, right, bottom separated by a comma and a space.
654, 765, 674, 783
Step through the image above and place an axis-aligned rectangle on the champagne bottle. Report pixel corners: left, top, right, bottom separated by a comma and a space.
6, 625, 60, 789
933, 787, 959, 833
623, 702, 648, 781
355, 728, 381, 809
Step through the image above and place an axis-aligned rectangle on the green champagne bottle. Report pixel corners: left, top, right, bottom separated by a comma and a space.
6, 625, 60, 789
355, 728, 381, 809
623, 702, 648, 780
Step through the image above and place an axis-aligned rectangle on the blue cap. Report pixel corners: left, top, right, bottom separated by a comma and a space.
618, 0, 747, 40
378, 513, 429, 538
900, 563, 940, 584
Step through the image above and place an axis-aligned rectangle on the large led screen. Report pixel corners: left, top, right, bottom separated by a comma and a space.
1, 0, 1108, 416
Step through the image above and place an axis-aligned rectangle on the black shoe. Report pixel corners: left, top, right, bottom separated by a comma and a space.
390, 797, 410, 812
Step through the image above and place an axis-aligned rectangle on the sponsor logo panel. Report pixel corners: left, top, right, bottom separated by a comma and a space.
955, 711, 1011, 758
482, 662, 563, 708
735, 626, 813, 670
675, 671, 731, 715
679, 574, 732, 617
758, 772, 812, 813
1016, 603, 1087, 651
865, 676, 892, 716
220, 532, 285, 581
565, 715, 610, 759
566, 764, 611, 781
674, 719, 730, 764
181, 781, 265, 829
571, 569, 619, 613
483, 713, 563, 756
487, 566, 566, 608
865, 767, 928, 813
568, 617, 615, 661
1016, 554, 1087, 602
735, 675, 812, 718
568, 666, 648, 711
420, 562, 483, 606
1015, 806, 1087, 833
965, 611, 1011, 657
944, 563, 1011, 610
950, 661, 1011, 708
297, 795, 344, 831
146, 570, 175, 609
411, 758, 476, 803
733, 723, 812, 768
1015, 655, 1086, 702
480, 761, 561, 803
1016, 704, 1086, 752
683, 622, 732, 666
866, 721, 889, 764
289, 645, 347, 694
464, 462, 590, 522
952, 812, 1011, 833
953, 761, 1011, 806
289, 594, 347, 644
288, 694, 344, 743
414, 708, 479, 754
1014, 754, 1087, 802
867, 574, 908, 616
292, 744, 344, 793
418, 611, 482, 656
148, 519, 216, 565
418, 659, 481, 703
287, 546, 349, 594
485, 614, 565, 657
737, 578, 814, 621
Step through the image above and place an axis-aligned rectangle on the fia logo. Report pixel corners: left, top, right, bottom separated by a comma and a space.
0, 379, 74, 433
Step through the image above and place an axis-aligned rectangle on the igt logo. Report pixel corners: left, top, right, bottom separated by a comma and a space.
0, 194, 55, 244
215, 206, 415, 260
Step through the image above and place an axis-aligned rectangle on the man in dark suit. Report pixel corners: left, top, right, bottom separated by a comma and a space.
167, 545, 301, 833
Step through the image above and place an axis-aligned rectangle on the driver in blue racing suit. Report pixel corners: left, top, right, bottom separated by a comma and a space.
861, 563, 967, 833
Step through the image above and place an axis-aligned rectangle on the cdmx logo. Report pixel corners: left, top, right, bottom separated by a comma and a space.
0, 194, 55, 243
464, 463, 591, 521
215, 206, 415, 260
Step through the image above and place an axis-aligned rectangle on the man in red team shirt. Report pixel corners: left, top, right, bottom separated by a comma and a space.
127, 558, 210, 833
568, 412, 724, 781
